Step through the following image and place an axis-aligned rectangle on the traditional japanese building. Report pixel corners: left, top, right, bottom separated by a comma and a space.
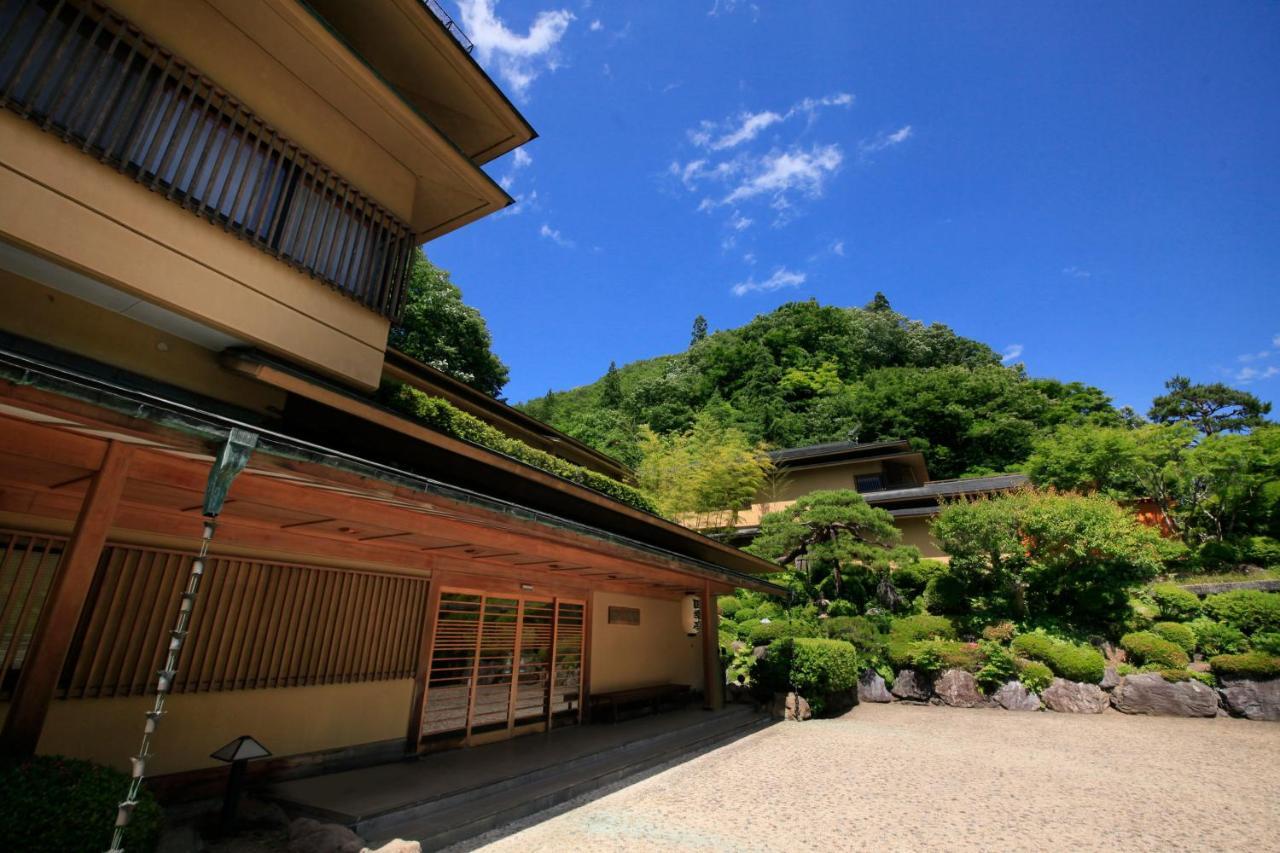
0, 0, 782, 796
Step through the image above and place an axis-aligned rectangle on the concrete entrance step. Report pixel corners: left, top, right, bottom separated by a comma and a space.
363, 706, 769, 850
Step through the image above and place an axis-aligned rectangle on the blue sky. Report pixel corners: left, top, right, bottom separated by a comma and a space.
429, 1, 1280, 410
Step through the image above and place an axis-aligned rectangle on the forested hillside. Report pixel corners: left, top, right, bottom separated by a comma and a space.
518, 296, 1124, 478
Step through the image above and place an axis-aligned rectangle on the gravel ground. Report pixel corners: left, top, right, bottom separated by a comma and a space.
458, 703, 1280, 853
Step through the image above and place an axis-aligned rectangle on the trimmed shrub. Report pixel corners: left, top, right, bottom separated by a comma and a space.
748, 620, 819, 647
1203, 589, 1280, 635
1209, 652, 1280, 680
1156, 668, 1216, 687
751, 638, 860, 715
823, 616, 884, 655
1115, 662, 1138, 677
1121, 631, 1191, 669
0, 755, 163, 853
1188, 618, 1248, 657
735, 607, 758, 625
890, 561, 942, 601
886, 615, 955, 667
1253, 632, 1280, 656
1152, 621, 1197, 654
718, 597, 742, 617
1149, 583, 1202, 621
908, 639, 982, 674
757, 601, 784, 619
980, 621, 1016, 643
1015, 659, 1053, 693
1011, 633, 1105, 683
923, 573, 970, 616
1242, 536, 1280, 567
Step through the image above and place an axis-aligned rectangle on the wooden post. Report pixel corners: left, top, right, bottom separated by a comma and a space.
404, 573, 445, 754
1, 441, 132, 757
700, 581, 723, 711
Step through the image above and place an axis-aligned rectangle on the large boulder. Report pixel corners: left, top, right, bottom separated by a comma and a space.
933, 669, 986, 708
361, 842, 422, 853
891, 669, 931, 702
1041, 678, 1109, 714
288, 818, 365, 853
1218, 678, 1280, 721
1110, 673, 1217, 717
769, 691, 812, 721
1099, 666, 1121, 691
857, 669, 893, 703
993, 680, 1041, 711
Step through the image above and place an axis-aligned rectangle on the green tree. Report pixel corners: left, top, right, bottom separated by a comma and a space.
691, 314, 708, 346
1148, 375, 1271, 436
931, 491, 1169, 631
1025, 424, 1143, 496
746, 490, 920, 610
600, 361, 624, 409
389, 250, 510, 397
635, 409, 773, 525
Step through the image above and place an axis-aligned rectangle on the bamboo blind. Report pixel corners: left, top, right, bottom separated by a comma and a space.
0, 531, 68, 700
59, 544, 428, 698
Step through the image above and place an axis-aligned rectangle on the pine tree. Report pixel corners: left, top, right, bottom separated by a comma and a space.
691, 315, 708, 346
601, 361, 624, 408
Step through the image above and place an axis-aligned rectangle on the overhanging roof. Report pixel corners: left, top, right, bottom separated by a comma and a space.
769, 439, 915, 466
0, 345, 784, 594
863, 474, 1030, 505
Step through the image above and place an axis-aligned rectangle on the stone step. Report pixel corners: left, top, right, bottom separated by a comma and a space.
363, 708, 770, 850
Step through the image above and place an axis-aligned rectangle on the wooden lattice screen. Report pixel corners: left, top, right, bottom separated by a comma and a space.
58, 543, 428, 698
0, 531, 68, 700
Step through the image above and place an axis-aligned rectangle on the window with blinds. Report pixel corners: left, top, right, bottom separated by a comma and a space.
0, 0, 415, 318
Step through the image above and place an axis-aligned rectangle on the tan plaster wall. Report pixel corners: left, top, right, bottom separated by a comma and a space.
34, 679, 413, 776
0, 272, 286, 414
590, 592, 702, 694
898, 515, 945, 559
0, 112, 389, 389
770, 461, 885, 502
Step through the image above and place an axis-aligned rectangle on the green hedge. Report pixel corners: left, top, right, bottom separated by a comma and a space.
1151, 621, 1197, 654
886, 614, 955, 667
822, 616, 884, 654
747, 620, 819, 647
1209, 652, 1280, 680
384, 384, 660, 514
718, 597, 742, 617
751, 638, 860, 715
1254, 632, 1280, 656
1121, 631, 1190, 669
1155, 668, 1215, 687
1188, 618, 1248, 657
0, 755, 163, 853
1149, 583, 1202, 621
1010, 633, 1105, 683
1203, 589, 1280, 636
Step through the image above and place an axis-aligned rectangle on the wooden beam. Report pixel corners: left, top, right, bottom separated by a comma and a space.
701, 580, 723, 711
1, 441, 132, 757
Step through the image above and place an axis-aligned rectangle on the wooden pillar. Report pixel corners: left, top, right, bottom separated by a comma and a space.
404, 573, 445, 754
700, 580, 723, 711
1, 441, 132, 757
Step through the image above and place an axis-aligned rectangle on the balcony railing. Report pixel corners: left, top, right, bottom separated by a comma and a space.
421, 0, 475, 54
0, 0, 415, 320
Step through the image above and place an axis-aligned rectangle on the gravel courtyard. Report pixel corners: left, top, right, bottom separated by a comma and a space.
462, 703, 1280, 853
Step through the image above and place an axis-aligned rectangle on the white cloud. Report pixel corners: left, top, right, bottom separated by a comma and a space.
697, 111, 784, 150
493, 188, 538, 217
860, 125, 913, 155
723, 144, 843, 205
731, 267, 806, 297
457, 0, 574, 98
743, 252, 756, 265
1272, 333, 1280, 348
539, 222, 574, 247
730, 212, 753, 231
1062, 266, 1092, 279
1231, 334, 1280, 383
830, 239, 845, 257
512, 148, 533, 168
708, 0, 760, 20
1001, 343, 1025, 364
1236, 365, 1280, 383
589, 18, 603, 31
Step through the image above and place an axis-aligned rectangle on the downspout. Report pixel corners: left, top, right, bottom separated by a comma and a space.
107, 429, 258, 852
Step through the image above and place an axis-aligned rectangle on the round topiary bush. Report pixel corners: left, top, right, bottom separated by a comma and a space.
747, 619, 819, 647
751, 638, 859, 715
823, 615, 884, 655
907, 639, 982, 674
1152, 621, 1197, 654
1209, 651, 1280, 680
734, 607, 757, 625
981, 621, 1017, 643
1148, 583, 1202, 621
1188, 618, 1248, 657
1203, 589, 1280, 635
1121, 631, 1191, 669
0, 755, 163, 853
718, 597, 742, 617
1010, 633, 1105, 683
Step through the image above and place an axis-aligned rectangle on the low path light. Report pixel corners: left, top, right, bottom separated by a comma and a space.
211, 735, 272, 835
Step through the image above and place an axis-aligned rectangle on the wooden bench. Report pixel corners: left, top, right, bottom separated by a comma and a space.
589, 683, 692, 723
